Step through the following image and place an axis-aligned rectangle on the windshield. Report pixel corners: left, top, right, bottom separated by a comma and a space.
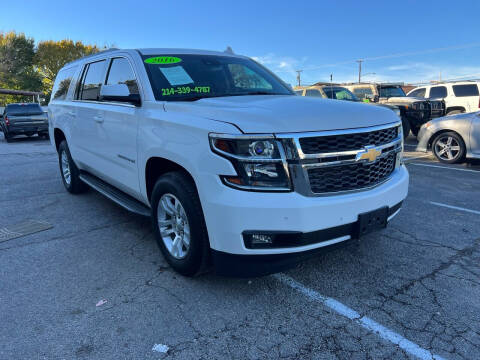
378, 86, 405, 98
142, 54, 293, 101
323, 87, 359, 101
6, 104, 43, 116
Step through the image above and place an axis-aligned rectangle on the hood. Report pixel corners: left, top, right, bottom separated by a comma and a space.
381, 96, 426, 105
164, 95, 399, 134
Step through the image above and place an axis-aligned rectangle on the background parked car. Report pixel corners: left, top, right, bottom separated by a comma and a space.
344, 82, 445, 137
0, 103, 49, 142
295, 85, 404, 136
407, 80, 480, 116
416, 111, 480, 163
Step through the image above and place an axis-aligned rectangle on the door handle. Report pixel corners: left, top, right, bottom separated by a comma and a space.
93, 115, 104, 123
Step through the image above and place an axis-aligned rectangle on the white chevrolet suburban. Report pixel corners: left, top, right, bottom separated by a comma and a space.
49, 48, 409, 277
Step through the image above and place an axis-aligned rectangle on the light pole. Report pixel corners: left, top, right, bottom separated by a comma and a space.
356, 60, 363, 83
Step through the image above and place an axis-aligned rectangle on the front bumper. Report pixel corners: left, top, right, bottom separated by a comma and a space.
202, 165, 409, 260
416, 126, 434, 152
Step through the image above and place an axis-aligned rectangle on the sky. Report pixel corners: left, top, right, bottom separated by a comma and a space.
2, 0, 480, 86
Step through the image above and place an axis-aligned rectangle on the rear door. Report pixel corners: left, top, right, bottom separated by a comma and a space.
97, 56, 142, 196
452, 84, 479, 112
471, 113, 480, 156
72, 59, 108, 172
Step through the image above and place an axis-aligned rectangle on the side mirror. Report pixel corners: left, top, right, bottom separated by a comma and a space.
100, 84, 141, 106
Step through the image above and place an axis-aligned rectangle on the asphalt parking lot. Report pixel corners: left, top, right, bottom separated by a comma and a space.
1, 133, 479, 360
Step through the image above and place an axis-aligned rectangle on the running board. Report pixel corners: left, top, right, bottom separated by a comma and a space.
79, 172, 151, 217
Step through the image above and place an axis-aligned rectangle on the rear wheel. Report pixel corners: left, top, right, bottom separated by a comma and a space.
151, 171, 210, 276
4, 132, 12, 143
58, 140, 87, 193
432, 132, 466, 164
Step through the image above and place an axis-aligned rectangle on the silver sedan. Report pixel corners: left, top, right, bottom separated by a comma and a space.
417, 111, 480, 163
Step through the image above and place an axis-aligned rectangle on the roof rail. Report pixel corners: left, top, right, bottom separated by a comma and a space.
63, 47, 120, 67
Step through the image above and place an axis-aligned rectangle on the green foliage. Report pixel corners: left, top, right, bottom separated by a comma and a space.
0, 31, 102, 106
35, 40, 101, 100
0, 32, 42, 106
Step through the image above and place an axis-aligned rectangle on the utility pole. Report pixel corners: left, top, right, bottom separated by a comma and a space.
356, 60, 363, 83
295, 70, 303, 87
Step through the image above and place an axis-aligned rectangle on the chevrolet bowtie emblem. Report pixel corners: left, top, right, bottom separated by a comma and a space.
356, 146, 382, 163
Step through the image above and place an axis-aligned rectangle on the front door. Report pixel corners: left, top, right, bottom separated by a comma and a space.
96, 57, 142, 196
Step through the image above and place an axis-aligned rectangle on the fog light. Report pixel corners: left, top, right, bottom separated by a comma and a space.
251, 234, 273, 244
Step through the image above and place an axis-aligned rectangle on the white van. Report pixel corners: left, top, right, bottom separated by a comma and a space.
407, 81, 480, 116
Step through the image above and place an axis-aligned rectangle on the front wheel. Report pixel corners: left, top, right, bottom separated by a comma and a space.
401, 117, 411, 139
151, 172, 210, 276
432, 132, 466, 164
58, 140, 87, 193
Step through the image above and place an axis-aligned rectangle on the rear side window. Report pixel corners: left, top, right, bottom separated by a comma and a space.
51, 66, 77, 101
353, 88, 373, 99
305, 89, 322, 97
408, 88, 426, 98
106, 58, 139, 95
429, 86, 447, 98
452, 84, 479, 97
78, 60, 107, 101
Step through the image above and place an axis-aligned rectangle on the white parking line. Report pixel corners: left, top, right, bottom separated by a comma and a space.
430, 201, 480, 215
274, 273, 446, 360
408, 162, 480, 173
403, 155, 431, 162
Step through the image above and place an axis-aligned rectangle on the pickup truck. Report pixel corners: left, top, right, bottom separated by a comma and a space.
1, 103, 49, 142
49, 48, 409, 277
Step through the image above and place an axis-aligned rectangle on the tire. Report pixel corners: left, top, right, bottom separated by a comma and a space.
410, 126, 419, 137
447, 110, 463, 116
401, 117, 411, 139
4, 132, 12, 143
58, 140, 87, 193
151, 171, 210, 276
432, 132, 466, 164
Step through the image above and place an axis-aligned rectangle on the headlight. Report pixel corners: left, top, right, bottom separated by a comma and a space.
394, 108, 401, 117
209, 134, 291, 191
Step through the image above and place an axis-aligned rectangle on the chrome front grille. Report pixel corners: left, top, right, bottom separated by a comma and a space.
277, 122, 403, 196
299, 126, 398, 154
307, 152, 396, 193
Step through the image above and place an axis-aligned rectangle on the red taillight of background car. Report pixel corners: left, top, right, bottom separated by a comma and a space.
4, 115, 9, 126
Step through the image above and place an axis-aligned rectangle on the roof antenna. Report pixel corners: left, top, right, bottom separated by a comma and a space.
224, 46, 234, 54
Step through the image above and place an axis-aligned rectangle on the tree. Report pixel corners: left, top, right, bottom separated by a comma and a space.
0, 32, 42, 105
34, 40, 100, 101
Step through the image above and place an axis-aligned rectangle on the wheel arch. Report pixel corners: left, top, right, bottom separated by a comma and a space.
54, 128, 66, 151
428, 129, 465, 149
144, 156, 198, 203
446, 106, 466, 114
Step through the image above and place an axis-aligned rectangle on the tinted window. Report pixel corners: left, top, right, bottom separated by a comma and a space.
6, 104, 43, 115
323, 87, 358, 101
378, 86, 405, 97
142, 54, 292, 101
228, 64, 273, 90
294, 90, 303, 96
106, 58, 139, 94
353, 88, 373, 99
51, 66, 77, 100
429, 86, 447, 98
79, 60, 106, 101
408, 88, 426, 98
452, 84, 479, 97
305, 89, 322, 97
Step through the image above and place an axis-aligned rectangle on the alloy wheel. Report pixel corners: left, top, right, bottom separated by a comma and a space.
157, 193, 191, 259
61, 150, 71, 185
434, 135, 461, 161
